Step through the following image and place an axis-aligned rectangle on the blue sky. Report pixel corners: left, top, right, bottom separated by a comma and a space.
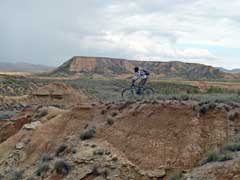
0, 0, 240, 68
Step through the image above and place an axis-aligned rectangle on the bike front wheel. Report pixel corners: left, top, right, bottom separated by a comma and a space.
143, 87, 154, 101
121, 88, 135, 101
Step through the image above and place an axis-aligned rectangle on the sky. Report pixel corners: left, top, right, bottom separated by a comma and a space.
0, 0, 240, 69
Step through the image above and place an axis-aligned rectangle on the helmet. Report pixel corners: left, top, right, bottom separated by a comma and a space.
134, 67, 139, 72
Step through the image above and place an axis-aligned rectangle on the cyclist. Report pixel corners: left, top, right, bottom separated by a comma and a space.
132, 66, 150, 94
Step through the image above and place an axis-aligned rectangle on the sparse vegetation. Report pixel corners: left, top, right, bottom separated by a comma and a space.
2, 68, 240, 180
201, 148, 233, 165
54, 160, 70, 175
111, 112, 118, 117
199, 104, 209, 115
107, 118, 114, 125
218, 151, 233, 162
169, 171, 183, 180
10, 170, 24, 180
202, 150, 219, 164
40, 153, 53, 163
1, 73, 240, 103
71, 148, 77, 154
227, 111, 238, 121
197, 103, 217, 115
223, 143, 240, 152
80, 127, 96, 140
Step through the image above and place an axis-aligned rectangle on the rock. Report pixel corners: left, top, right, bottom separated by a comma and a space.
35, 107, 48, 120
112, 156, 118, 162
23, 121, 41, 130
0, 111, 16, 120
16, 142, 24, 150
93, 177, 106, 180
22, 138, 31, 144
138, 169, 166, 178
14, 103, 24, 111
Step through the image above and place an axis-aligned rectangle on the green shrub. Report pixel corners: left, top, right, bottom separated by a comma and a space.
71, 148, 77, 154
107, 118, 114, 125
223, 143, 240, 152
202, 150, 219, 164
201, 149, 233, 165
54, 160, 70, 175
227, 111, 238, 121
169, 171, 183, 180
40, 153, 53, 163
80, 127, 96, 140
218, 151, 233, 162
199, 104, 209, 115
180, 94, 189, 101
207, 87, 225, 94
10, 170, 24, 180
111, 112, 118, 117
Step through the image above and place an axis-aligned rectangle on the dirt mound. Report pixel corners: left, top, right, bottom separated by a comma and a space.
29, 83, 90, 107
0, 101, 240, 179
32, 83, 75, 97
0, 116, 30, 143
99, 102, 240, 170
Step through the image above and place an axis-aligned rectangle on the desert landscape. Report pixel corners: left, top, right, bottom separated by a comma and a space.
0, 57, 240, 180
2, 0, 240, 179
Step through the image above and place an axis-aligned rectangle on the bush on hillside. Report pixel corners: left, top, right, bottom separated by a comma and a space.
54, 160, 70, 175
80, 127, 96, 140
201, 148, 233, 165
227, 111, 238, 121
169, 171, 183, 180
10, 170, 24, 180
106, 118, 114, 125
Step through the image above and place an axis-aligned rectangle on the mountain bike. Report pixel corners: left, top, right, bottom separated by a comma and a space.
121, 85, 154, 101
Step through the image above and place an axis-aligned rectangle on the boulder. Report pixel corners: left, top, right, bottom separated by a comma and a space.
138, 169, 166, 178
23, 121, 42, 130
15, 142, 24, 150
0, 111, 17, 120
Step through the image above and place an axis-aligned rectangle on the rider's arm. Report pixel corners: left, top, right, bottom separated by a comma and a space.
132, 72, 140, 85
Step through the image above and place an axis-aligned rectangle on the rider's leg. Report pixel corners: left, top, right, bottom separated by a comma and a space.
137, 78, 147, 94
139, 78, 147, 87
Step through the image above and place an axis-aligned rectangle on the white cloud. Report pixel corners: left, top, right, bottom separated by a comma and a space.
0, 0, 239, 68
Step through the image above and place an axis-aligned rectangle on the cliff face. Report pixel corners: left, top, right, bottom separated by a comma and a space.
52, 56, 225, 80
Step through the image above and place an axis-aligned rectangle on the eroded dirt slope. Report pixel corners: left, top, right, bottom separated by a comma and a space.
100, 102, 240, 170
0, 101, 240, 179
